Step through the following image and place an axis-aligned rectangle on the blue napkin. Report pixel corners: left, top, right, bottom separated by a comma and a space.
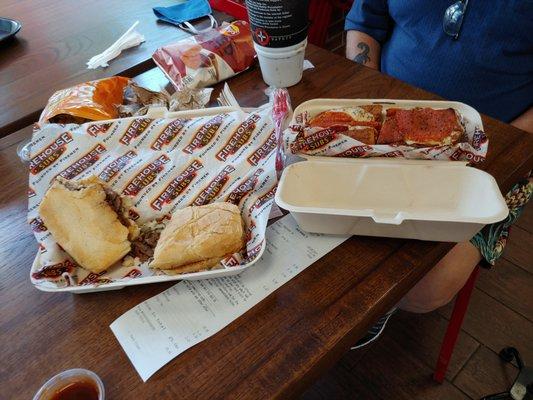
153, 0, 212, 26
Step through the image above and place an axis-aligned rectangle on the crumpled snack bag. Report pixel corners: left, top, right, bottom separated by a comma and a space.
39, 76, 130, 124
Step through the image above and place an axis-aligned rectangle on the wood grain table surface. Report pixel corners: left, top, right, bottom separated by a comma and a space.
1, 20, 533, 400
0, 0, 230, 138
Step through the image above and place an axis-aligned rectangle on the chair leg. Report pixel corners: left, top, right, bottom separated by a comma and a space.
433, 265, 481, 383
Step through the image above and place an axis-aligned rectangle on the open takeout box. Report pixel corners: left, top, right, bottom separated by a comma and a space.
276, 99, 508, 242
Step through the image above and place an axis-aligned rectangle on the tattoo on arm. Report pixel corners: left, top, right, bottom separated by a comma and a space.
352, 42, 371, 64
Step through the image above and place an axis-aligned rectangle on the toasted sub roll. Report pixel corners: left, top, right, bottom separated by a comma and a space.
39, 176, 138, 273
151, 202, 244, 273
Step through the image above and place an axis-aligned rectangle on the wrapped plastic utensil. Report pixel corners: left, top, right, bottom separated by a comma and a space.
87, 21, 145, 69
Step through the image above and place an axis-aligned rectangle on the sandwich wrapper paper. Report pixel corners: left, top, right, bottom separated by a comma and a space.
28, 106, 278, 290
284, 109, 488, 162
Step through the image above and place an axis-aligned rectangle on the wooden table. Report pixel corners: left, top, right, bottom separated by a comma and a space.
1, 9, 533, 400
0, 0, 229, 137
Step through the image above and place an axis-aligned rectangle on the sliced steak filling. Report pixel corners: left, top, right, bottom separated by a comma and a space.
130, 224, 164, 262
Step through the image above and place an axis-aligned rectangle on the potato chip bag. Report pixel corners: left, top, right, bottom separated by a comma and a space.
39, 76, 130, 124
152, 20, 256, 89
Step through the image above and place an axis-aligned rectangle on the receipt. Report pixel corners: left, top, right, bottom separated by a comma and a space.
111, 214, 349, 381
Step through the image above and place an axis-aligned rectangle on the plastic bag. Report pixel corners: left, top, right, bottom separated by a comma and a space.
152, 20, 256, 90
39, 76, 130, 124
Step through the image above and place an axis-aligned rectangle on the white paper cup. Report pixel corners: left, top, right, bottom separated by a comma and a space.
33, 369, 105, 400
254, 38, 307, 88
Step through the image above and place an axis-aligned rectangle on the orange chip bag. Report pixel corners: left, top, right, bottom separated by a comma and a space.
39, 76, 130, 124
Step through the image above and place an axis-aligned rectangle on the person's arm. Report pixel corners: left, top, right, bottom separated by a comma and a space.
511, 106, 533, 133
346, 30, 381, 70
344, 0, 390, 70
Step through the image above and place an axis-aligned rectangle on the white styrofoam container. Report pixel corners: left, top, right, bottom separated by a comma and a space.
275, 157, 508, 242
276, 98, 506, 242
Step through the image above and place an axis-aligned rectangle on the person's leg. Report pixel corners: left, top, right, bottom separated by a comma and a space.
400, 171, 532, 314
399, 241, 482, 313
352, 172, 531, 348
352, 242, 480, 349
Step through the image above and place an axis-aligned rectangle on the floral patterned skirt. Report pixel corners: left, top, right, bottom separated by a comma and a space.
470, 171, 532, 266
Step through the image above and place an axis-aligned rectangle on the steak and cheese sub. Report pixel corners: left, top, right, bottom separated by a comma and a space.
151, 202, 245, 273
39, 176, 139, 274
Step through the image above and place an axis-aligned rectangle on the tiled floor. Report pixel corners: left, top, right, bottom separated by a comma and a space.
302, 202, 533, 399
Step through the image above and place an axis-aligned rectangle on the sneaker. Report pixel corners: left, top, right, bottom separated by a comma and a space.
351, 308, 397, 350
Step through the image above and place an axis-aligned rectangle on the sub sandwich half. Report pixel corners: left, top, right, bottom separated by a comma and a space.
151, 202, 245, 273
39, 176, 139, 273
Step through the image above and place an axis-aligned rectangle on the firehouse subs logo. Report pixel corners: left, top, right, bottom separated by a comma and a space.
297, 111, 308, 124
226, 169, 263, 205
288, 124, 305, 136
290, 128, 338, 153
128, 208, 140, 221
246, 241, 263, 260
150, 160, 204, 211
123, 269, 142, 279
122, 155, 170, 196
31, 260, 76, 280
183, 115, 225, 154
29, 132, 73, 175
151, 118, 189, 150
119, 118, 153, 145
472, 129, 487, 150
383, 150, 404, 157
251, 185, 277, 211
223, 255, 240, 267
57, 144, 107, 180
450, 148, 485, 163
98, 151, 137, 182
336, 145, 373, 158
247, 131, 276, 165
86, 122, 113, 137
191, 165, 235, 206
216, 114, 260, 161
30, 217, 47, 233
79, 272, 112, 285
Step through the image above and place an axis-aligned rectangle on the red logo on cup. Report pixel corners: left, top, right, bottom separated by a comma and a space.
254, 28, 270, 46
